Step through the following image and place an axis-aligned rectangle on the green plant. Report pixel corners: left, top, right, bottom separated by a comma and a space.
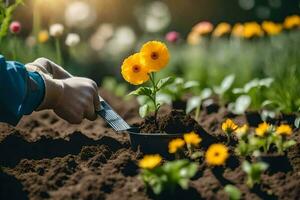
242, 160, 268, 188
186, 88, 212, 119
0, 0, 23, 43
160, 77, 199, 102
213, 74, 235, 104
102, 76, 129, 99
140, 159, 198, 195
233, 77, 273, 110
224, 184, 241, 200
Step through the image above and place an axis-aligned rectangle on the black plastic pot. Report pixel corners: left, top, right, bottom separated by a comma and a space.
253, 153, 292, 174
127, 128, 182, 156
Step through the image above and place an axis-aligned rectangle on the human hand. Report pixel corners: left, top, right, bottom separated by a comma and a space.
26, 57, 72, 79
38, 75, 101, 124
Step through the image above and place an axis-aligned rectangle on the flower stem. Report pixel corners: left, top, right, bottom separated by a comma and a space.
55, 38, 62, 65
149, 73, 158, 126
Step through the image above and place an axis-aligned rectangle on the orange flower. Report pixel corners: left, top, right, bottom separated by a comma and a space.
213, 22, 231, 37
276, 124, 292, 136
192, 21, 214, 35
140, 41, 170, 72
121, 53, 149, 85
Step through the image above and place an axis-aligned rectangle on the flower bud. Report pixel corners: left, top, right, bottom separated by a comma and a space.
9, 21, 21, 34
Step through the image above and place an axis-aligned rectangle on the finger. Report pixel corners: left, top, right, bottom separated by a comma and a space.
92, 88, 101, 112
85, 104, 98, 121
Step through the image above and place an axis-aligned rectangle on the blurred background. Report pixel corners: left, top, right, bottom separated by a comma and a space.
1, 0, 300, 113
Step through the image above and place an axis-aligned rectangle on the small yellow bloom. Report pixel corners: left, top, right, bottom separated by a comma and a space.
168, 138, 185, 153
262, 21, 282, 36
213, 22, 231, 37
187, 31, 202, 45
138, 154, 162, 169
121, 53, 149, 85
284, 15, 300, 29
205, 143, 229, 166
276, 124, 292, 136
243, 22, 264, 38
183, 131, 202, 146
222, 119, 238, 133
231, 23, 244, 38
235, 124, 249, 135
38, 30, 49, 43
140, 41, 170, 72
255, 122, 270, 137
192, 21, 214, 35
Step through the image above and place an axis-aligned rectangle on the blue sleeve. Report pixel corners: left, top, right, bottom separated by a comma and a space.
0, 55, 45, 125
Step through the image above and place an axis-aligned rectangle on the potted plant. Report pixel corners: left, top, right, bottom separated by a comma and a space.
120, 41, 213, 155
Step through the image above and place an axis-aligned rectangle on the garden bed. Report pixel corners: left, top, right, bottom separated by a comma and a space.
0, 89, 299, 200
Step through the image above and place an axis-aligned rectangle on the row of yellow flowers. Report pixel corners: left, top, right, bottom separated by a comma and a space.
139, 119, 294, 170
188, 15, 300, 44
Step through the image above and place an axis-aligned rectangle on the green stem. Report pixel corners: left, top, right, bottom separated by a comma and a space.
149, 73, 158, 125
226, 132, 230, 145
12, 36, 17, 60
32, 0, 41, 37
55, 38, 62, 65
195, 105, 200, 121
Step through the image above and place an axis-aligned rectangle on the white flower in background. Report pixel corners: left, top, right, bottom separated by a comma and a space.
106, 26, 136, 55
49, 23, 64, 37
65, 1, 96, 29
136, 1, 171, 33
25, 35, 36, 47
65, 33, 80, 47
89, 23, 114, 51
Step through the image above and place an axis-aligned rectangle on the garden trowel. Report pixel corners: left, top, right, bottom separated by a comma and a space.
96, 96, 131, 132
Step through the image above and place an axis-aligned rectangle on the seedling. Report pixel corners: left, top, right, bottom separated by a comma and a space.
213, 74, 235, 105
186, 88, 212, 120
140, 159, 198, 195
161, 77, 199, 104
242, 160, 268, 188
224, 184, 241, 200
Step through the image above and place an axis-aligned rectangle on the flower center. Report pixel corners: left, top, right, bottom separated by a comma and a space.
151, 52, 159, 60
132, 65, 141, 73
214, 152, 220, 157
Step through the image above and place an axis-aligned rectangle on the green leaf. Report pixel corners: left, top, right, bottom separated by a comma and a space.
224, 185, 241, 200
129, 87, 152, 96
294, 117, 300, 129
139, 104, 150, 118
186, 96, 201, 114
157, 77, 175, 90
228, 95, 251, 115
242, 160, 251, 173
183, 80, 199, 89
283, 140, 296, 150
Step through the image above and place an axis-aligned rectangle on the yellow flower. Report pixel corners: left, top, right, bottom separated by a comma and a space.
38, 30, 49, 43
183, 131, 202, 146
222, 119, 238, 133
140, 41, 170, 72
284, 15, 300, 29
255, 122, 270, 137
262, 21, 282, 36
276, 124, 292, 136
168, 138, 185, 153
187, 31, 203, 45
205, 143, 229, 166
243, 22, 264, 38
121, 53, 149, 85
231, 23, 244, 38
235, 124, 249, 135
192, 21, 214, 35
138, 154, 162, 169
213, 22, 231, 37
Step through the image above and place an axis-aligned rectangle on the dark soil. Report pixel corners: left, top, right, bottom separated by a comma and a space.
0, 88, 299, 200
